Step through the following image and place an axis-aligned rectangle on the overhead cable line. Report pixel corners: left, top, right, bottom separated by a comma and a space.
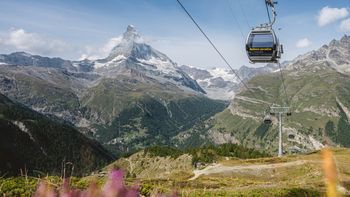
176, 0, 283, 111
237, 0, 251, 28
226, 0, 246, 40
175, 0, 251, 92
264, 0, 290, 107
265, 1, 272, 23
277, 62, 290, 106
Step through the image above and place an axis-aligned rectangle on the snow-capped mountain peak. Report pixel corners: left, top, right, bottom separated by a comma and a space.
106, 25, 143, 61
102, 25, 170, 64
122, 25, 141, 42
91, 25, 205, 93
95, 25, 178, 75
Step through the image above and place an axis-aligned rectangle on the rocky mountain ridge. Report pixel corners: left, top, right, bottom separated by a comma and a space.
0, 25, 226, 156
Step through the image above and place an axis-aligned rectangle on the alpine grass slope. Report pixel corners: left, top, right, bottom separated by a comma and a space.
176, 35, 350, 154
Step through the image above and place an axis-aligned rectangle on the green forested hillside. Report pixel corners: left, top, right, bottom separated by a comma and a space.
0, 93, 113, 176
81, 76, 228, 156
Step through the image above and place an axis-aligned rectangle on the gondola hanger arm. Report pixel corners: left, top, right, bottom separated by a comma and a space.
265, 0, 277, 27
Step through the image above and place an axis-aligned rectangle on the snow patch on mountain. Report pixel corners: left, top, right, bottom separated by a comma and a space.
180, 65, 238, 100
180, 64, 283, 100
94, 55, 126, 68
136, 57, 180, 77
209, 68, 238, 82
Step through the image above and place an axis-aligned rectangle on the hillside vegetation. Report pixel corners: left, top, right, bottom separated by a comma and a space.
82, 75, 227, 156
0, 93, 113, 176
2, 147, 350, 196
176, 66, 350, 154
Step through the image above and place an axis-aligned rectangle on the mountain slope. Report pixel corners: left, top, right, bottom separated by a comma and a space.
81, 75, 227, 154
0, 93, 113, 176
176, 35, 350, 153
0, 25, 227, 156
0, 65, 93, 124
78, 26, 227, 154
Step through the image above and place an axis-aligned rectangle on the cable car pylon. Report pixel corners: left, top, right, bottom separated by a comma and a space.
266, 106, 291, 157
250, 0, 291, 157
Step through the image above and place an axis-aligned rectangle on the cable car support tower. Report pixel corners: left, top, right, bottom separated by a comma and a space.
263, 0, 291, 157
268, 106, 290, 157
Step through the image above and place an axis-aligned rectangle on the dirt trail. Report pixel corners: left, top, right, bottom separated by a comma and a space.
189, 160, 309, 180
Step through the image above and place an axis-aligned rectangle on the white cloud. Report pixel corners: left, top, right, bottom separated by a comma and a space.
340, 18, 350, 32
0, 29, 71, 56
296, 38, 312, 48
79, 36, 122, 60
317, 6, 349, 27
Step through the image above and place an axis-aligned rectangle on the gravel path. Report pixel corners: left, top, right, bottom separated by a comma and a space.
189, 160, 309, 180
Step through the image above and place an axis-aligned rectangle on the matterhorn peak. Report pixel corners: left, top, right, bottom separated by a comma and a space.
122, 25, 141, 41
103, 25, 173, 65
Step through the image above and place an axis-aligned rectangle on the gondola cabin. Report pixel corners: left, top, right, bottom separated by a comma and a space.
246, 26, 282, 63
263, 114, 272, 124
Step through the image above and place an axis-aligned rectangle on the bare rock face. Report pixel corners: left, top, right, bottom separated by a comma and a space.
287, 35, 350, 73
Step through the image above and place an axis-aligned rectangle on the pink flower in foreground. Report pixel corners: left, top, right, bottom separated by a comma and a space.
34, 169, 139, 197
102, 170, 139, 197
34, 181, 57, 197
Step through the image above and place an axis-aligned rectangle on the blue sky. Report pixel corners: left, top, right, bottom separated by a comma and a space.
0, 0, 349, 68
